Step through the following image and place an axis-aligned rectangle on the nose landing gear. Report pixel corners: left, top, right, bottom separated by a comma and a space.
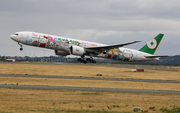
18, 43, 23, 51
20, 48, 23, 51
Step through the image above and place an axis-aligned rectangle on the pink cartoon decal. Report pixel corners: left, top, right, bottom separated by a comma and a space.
60, 40, 67, 45
59, 40, 69, 50
32, 41, 39, 46
47, 36, 55, 48
32, 33, 38, 37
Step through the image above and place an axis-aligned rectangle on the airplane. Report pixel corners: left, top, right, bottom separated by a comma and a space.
10, 31, 169, 63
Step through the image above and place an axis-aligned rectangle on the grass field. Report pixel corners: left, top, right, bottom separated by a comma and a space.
0, 88, 180, 113
0, 63, 180, 113
0, 63, 180, 81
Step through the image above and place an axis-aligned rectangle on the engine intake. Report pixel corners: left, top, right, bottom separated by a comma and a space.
55, 50, 70, 56
70, 45, 86, 56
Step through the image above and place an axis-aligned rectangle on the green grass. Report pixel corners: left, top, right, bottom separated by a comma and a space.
0, 111, 13, 113
160, 106, 180, 113
80, 93, 102, 95
112, 105, 120, 108
88, 105, 94, 108
62, 101, 68, 104
0, 108, 129, 113
66, 109, 126, 113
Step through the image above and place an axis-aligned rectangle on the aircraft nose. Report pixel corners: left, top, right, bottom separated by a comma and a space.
10, 33, 19, 41
10, 34, 16, 41
10, 34, 14, 39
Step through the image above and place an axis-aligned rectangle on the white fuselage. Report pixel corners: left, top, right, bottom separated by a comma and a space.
10, 31, 159, 62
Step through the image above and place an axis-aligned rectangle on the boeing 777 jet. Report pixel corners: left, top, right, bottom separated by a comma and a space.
10, 31, 168, 63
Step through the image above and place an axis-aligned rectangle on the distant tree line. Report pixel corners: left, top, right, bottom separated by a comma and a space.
0, 56, 9, 61
0, 55, 180, 65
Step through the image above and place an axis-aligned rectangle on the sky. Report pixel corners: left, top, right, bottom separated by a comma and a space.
0, 0, 180, 57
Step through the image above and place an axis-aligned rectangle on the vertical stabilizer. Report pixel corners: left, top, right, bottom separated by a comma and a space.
139, 34, 164, 55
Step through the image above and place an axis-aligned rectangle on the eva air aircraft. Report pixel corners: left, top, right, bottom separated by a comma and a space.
10, 31, 168, 63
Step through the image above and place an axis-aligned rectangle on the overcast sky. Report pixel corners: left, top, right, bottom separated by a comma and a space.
0, 0, 180, 57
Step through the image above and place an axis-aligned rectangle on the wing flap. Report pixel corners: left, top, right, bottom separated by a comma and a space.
85, 41, 140, 53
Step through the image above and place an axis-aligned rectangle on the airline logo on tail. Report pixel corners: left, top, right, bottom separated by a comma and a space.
147, 39, 157, 49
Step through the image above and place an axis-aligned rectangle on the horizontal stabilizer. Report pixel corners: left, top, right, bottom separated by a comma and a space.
145, 55, 169, 58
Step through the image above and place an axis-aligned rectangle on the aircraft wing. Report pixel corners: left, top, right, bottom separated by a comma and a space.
84, 41, 140, 53
145, 56, 169, 58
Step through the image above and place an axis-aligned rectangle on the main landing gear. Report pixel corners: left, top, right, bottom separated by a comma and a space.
86, 58, 96, 63
77, 56, 96, 64
18, 43, 23, 51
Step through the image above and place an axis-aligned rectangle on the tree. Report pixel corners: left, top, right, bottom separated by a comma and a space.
0, 56, 5, 61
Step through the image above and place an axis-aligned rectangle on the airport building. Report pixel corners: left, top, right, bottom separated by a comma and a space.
5, 59, 16, 62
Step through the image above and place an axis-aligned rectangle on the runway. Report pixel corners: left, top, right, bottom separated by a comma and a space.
0, 84, 180, 94
0, 74, 180, 84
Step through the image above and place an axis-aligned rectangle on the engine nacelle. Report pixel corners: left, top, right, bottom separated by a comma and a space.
55, 50, 70, 56
70, 45, 86, 56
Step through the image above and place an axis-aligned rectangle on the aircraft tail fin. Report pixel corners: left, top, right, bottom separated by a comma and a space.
139, 33, 164, 55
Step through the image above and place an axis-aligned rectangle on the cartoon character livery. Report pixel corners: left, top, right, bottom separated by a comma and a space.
38, 35, 48, 47
112, 49, 119, 59
10, 32, 169, 63
47, 36, 55, 48
106, 49, 113, 58
118, 50, 124, 60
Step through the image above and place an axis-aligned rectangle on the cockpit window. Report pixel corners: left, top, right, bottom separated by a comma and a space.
14, 33, 18, 35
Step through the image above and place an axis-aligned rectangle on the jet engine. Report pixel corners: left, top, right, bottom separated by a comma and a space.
70, 45, 86, 56
55, 50, 70, 56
